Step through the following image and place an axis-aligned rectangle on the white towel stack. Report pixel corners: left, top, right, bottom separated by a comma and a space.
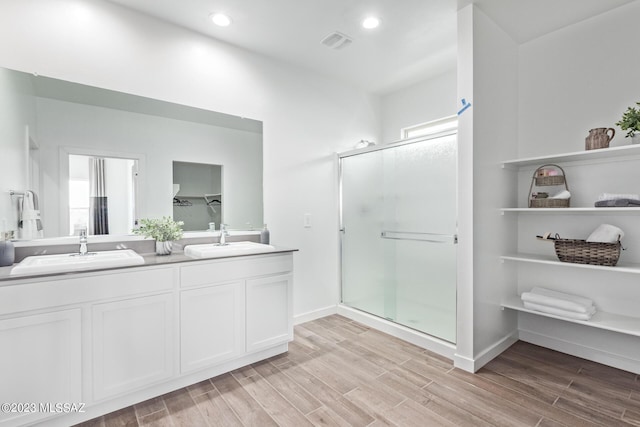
520, 287, 596, 320
597, 193, 640, 201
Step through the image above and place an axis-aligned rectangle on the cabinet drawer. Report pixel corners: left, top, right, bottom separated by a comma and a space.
0, 267, 176, 316
180, 253, 292, 288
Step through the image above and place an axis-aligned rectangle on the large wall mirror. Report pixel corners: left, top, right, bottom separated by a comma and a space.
0, 67, 263, 240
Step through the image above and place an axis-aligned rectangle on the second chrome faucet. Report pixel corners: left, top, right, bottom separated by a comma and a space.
74, 228, 94, 256
218, 223, 229, 246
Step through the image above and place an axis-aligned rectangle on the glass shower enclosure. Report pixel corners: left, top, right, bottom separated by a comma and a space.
339, 133, 457, 343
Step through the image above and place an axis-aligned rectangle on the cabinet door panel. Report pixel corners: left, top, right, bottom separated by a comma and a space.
246, 274, 293, 353
0, 309, 81, 426
92, 293, 174, 401
181, 282, 245, 373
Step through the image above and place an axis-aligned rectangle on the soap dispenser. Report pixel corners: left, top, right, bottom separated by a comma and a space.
0, 231, 15, 267
260, 224, 270, 245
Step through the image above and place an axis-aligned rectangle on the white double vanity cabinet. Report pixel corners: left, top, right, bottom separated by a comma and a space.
0, 250, 295, 427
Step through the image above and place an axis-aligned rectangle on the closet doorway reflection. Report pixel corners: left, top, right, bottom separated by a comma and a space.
172, 161, 223, 231
339, 132, 457, 343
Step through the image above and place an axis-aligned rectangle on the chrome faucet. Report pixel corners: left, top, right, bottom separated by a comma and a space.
218, 224, 229, 246
79, 228, 88, 256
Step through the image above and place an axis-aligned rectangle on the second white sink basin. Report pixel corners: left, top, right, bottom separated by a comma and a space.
10, 249, 145, 275
184, 241, 276, 259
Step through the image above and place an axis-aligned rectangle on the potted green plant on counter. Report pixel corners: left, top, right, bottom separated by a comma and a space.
133, 216, 184, 255
616, 102, 640, 144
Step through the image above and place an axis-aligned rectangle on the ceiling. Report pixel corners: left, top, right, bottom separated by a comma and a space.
107, 0, 635, 95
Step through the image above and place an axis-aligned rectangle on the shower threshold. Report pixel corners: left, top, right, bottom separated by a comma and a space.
337, 304, 456, 361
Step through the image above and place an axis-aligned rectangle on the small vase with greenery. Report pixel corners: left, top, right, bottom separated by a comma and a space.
616, 102, 640, 143
133, 216, 184, 255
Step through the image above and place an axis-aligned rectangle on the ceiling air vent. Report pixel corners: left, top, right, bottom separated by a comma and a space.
321, 31, 353, 50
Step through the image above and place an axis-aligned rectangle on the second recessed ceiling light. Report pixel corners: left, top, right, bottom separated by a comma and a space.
362, 16, 380, 29
211, 13, 232, 27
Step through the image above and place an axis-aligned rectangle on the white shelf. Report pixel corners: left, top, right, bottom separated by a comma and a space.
501, 144, 640, 168
501, 207, 640, 215
501, 253, 640, 274
502, 296, 640, 338
176, 194, 222, 198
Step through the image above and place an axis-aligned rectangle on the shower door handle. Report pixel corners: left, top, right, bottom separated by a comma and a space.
380, 231, 457, 244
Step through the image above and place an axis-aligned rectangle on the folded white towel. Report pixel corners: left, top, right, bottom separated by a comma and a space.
586, 223, 624, 243
18, 191, 43, 240
598, 193, 640, 201
550, 190, 571, 199
521, 292, 593, 314
530, 287, 594, 309
523, 301, 595, 320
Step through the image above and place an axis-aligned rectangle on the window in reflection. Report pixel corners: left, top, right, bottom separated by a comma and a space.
68, 154, 138, 236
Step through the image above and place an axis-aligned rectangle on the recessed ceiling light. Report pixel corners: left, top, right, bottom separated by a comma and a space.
210, 13, 232, 27
362, 16, 380, 29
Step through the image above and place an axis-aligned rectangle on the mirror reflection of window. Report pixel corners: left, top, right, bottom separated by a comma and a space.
68, 154, 138, 236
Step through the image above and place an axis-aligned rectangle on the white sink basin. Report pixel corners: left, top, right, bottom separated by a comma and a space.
184, 241, 276, 259
10, 249, 145, 275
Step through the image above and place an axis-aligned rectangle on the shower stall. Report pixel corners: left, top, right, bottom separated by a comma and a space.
339, 131, 457, 344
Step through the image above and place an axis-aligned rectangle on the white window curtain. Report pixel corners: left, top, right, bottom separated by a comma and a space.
89, 157, 109, 235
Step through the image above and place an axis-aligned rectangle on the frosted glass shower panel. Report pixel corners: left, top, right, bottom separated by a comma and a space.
340, 134, 457, 343
341, 150, 386, 316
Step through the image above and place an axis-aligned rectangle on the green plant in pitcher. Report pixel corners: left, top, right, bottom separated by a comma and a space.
133, 216, 184, 242
616, 102, 640, 137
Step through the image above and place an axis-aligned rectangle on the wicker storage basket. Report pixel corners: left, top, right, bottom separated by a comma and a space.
530, 198, 570, 208
528, 164, 570, 208
535, 175, 565, 186
554, 238, 622, 266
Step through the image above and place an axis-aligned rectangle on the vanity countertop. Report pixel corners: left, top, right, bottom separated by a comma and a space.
0, 247, 298, 283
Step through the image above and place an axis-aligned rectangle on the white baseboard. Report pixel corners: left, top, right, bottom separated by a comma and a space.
337, 304, 456, 360
454, 331, 518, 373
294, 305, 337, 325
42, 344, 289, 427
519, 329, 640, 375
452, 353, 475, 372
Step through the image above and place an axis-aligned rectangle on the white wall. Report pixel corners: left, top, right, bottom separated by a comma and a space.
0, 0, 380, 319
471, 6, 519, 360
0, 68, 36, 233
380, 69, 457, 143
455, 5, 519, 371
519, 2, 640, 157
455, 5, 476, 370
515, 1, 640, 371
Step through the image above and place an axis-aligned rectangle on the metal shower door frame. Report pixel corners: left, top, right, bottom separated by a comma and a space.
337, 130, 458, 305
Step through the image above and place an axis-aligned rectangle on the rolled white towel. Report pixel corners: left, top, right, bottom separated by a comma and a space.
586, 224, 624, 243
523, 301, 595, 320
521, 292, 593, 314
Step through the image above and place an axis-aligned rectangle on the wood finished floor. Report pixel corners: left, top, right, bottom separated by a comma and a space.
76, 314, 640, 426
